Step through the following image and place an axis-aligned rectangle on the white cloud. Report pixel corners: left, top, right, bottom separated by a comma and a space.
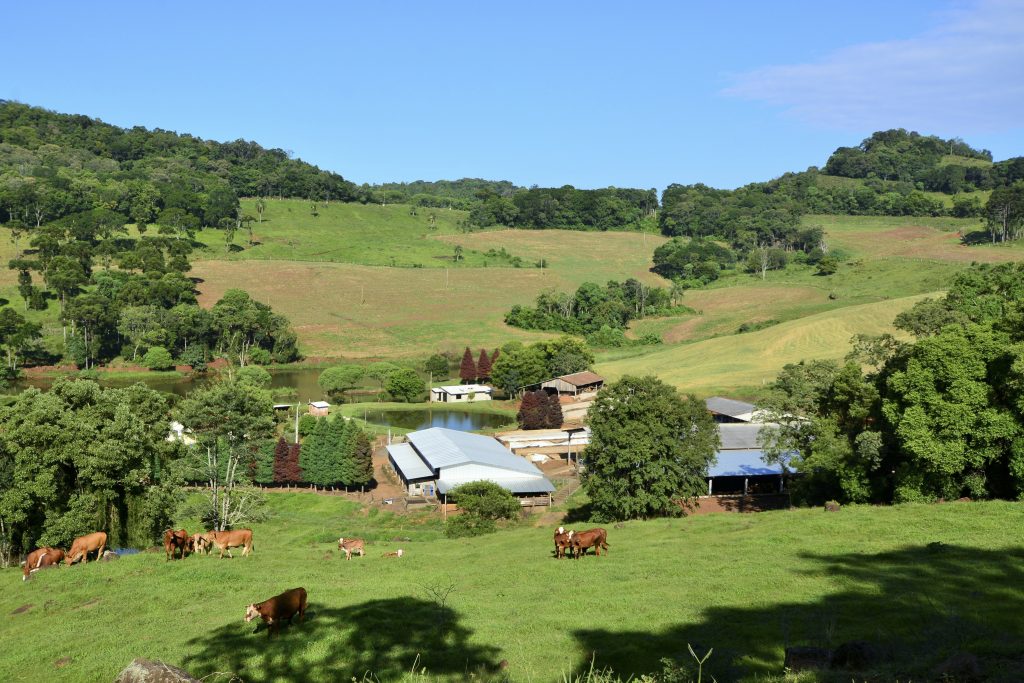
723, 0, 1024, 135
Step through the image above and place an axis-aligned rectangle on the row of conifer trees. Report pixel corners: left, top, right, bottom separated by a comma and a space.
254, 418, 373, 488
459, 346, 500, 383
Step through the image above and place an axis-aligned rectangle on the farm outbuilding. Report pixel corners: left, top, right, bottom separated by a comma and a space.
429, 384, 493, 403
541, 371, 605, 397
694, 423, 791, 514
386, 427, 555, 504
495, 426, 590, 465
308, 400, 330, 417
705, 396, 767, 424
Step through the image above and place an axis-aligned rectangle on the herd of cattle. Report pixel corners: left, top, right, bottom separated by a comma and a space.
553, 525, 609, 559
18, 523, 611, 640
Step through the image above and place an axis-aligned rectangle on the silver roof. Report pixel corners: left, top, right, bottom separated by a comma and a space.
719, 423, 770, 450
436, 476, 555, 495
386, 443, 433, 480
706, 396, 756, 418
406, 428, 542, 476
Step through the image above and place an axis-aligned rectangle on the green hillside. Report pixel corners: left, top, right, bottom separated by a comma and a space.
2, 493, 1022, 682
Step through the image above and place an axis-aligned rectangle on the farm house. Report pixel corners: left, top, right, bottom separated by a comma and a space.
540, 371, 605, 397
429, 384, 493, 403
386, 427, 555, 504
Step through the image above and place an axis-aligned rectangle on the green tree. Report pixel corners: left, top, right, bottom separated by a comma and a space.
445, 480, 520, 537
175, 380, 274, 530
142, 346, 174, 371
423, 354, 450, 379
318, 365, 365, 402
582, 375, 719, 521
349, 430, 374, 489
299, 417, 331, 486
490, 343, 547, 397
385, 368, 425, 402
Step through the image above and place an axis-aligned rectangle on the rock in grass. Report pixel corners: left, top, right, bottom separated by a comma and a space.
784, 646, 831, 671
114, 658, 199, 683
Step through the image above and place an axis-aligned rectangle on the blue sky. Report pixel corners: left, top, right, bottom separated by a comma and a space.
4, 0, 1023, 190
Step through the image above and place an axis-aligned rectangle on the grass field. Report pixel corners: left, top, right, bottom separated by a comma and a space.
597, 294, 932, 396
2, 494, 1023, 682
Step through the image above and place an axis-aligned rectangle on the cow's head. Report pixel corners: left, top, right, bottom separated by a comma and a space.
337, 537, 345, 549
567, 530, 575, 539
397, 549, 404, 557
244, 604, 260, 622
557, 526, 565, 535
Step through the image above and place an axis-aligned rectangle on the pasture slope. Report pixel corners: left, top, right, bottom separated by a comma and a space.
2, 493, 1023, 682
597, 294, 933, 396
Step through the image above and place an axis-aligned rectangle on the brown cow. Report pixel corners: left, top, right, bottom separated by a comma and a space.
245, 587, 307, 638
199, 529, 253, 559
553, 526, 573, 559
382, 549, 404, 558
570, 528, 609, 558
22, 547, 65, 581
337, 537, 365, 560
163, 529, 191, 561
65, 532, 107, 565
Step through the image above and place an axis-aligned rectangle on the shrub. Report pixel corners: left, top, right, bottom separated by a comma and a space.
236, 365, 272, 388
444, 514, 496, 538
143, 346, 174, 370
248, 347, 272, 365
298, 413, 318, 437
449, 480, 520, 521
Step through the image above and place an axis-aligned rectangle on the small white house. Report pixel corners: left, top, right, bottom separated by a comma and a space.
308, 400, 330, 417
429, 384, 492, 403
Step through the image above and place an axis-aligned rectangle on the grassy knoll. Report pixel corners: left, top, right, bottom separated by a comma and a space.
598, 294, 932, 396
2, 494, 1023, 681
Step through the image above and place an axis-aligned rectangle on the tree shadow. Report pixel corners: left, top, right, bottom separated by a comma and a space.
961, 229, 996, 246
182, 596, 505, 682
572, 544, 1024, 681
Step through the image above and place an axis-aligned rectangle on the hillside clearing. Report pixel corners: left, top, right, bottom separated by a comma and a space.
597, 294, 932, 395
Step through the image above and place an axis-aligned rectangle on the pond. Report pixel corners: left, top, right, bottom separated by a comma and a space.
356, 407, 513, 432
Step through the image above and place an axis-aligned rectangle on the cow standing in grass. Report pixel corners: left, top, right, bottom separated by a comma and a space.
553, 526, 573, 559
163, 529, 191, 561
338, 537, 365, 560
199, 529, 253, 559
65, 532, 107, 565
245, 587, 307, 638
571, 528, 609, 558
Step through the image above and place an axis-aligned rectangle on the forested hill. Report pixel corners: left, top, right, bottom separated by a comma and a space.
0, 100, 358, 228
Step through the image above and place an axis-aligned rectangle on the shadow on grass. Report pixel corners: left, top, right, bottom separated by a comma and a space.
182, 596, 504, 682
961, 229, 998, 246
572, 545, 1024, 681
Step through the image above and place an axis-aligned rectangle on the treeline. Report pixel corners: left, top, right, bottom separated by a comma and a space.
0, 101, 359, 232
505, 280, 684, 335
255, 422, 373, 489
761, 262, 1024, 504
469, 186, 658, 231
0, 379, 182, 564
490, 336, 593, 397
370, 178, 518, 210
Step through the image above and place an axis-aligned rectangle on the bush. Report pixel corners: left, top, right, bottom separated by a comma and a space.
179, 345, 208, 373
236, 365, 272, 388
816, 255, 839, 276
448, 480, 521, 521
248, 347, 272, 365
143, 346, 174, 370
298, 413, 318, 437
444, 514, 497, 538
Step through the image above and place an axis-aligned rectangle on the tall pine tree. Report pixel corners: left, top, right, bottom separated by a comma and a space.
255, 439, 276, 484
285, 443, 303, 484
325, 418, 354, 486
350, 430, 374, 489
517, 390, 544, 429
544, 392, 564, 428
460, 346, 477, 383
477, 348, 492, 381
300, 418, 331, 486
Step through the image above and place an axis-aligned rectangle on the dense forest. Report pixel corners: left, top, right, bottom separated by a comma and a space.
760, 262, 1024, 504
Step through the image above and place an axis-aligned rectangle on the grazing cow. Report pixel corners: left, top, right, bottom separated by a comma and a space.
163, 529, 191, 561
191, 532, 209, 555
337, 537, 365, 560
245, 587, 307, 638
65, 532, 107, 565
553, 526, 573, 559
382, 549, 404, 558
570, 528, 609, 558
199, 529, 253, 559
22, 547, 65, 581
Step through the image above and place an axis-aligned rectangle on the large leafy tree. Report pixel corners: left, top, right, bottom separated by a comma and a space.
175, 380, 274, 529
582, 375, 719, 520
490, 342, 547, 397
386, 368, 425, 403
318, 365, 366, 402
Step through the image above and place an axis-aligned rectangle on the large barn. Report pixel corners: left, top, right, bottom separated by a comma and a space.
386, 427, 555, 504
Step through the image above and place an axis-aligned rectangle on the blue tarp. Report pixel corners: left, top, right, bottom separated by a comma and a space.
708, 450, 783, 477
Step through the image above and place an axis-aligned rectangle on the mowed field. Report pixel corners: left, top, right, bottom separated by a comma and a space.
598, 294, 933, 396
2, 494, 1023, 682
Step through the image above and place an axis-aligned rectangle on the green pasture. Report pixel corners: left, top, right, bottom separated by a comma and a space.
2, 494, 1023, 682
598, 294, 932, 396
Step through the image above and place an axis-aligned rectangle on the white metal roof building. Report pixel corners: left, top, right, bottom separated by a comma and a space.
429, 384, 493, 403
386, 427, 555, 500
